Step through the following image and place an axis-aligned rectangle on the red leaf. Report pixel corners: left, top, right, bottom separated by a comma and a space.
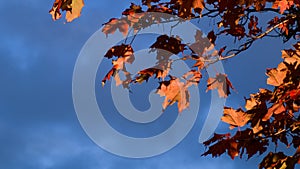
228, 141, 239, 159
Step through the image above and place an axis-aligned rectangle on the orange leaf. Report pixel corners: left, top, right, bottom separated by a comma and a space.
193, 57, 205, 70
281, 49, 300, 68
49, 0, 84, 22
156, 78, 189, 113
178, 0, 205, 17
206, 73, 234, 98
221, 107, 252, 129
102, 45, 134, 86
102, 18, 129, 37
66, 0, 84, 22
272, 0, 294, 14
266, 62, 288, 86
182, 70, 202, 87
133, 68, 165, 83
262, 102, 286, 121
245, 97, 260, 111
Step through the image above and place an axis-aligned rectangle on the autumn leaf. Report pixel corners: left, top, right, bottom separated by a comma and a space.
207, 30, 217, 44
178, 0, 205, 17
133, 68, 165, 83
272, 0, 294, 14
262, 102, 286, 121
202, 138, 239, 159
281, 49, 300, 68
248, 16, 261, 36
202, 139, 229, 158
49, 0, 84, 22
102, 65, 118, 87
156, 78, 189, 112
122, 3, 143, 15
150, 35, 186, 54
102, 18, 129, 37
66, 0, 84, 22
182, 70, 202, 87
189, 30, 212, 57
102, 44, 134, 86
266, 62, 288, 86
206, 73, 234, 98
202, 133, 231, 145
104, 44, 134, 60
240, 136, 268, 159
221, 107, 252, 129
245, 97, 261, 111
252, 119, 263, 134
193, 57, 205, 70
228, 141, 239, 159
142, 0, 160, 8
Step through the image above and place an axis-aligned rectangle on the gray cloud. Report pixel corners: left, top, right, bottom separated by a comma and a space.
0, 1, 280, 169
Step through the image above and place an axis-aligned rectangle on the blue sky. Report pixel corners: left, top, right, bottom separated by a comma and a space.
0, 0, 295, 169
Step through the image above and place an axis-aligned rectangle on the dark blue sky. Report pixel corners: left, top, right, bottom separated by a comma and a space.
0, 0, 293, 169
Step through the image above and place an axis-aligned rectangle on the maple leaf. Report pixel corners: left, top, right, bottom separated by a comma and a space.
202, 133, 231, 145
150, 35, 186, 54
252, 119, 263, 134
49, 0, 84, 22
248, 16, 261, 36
193, 57, 205, 70
102, 65, 118, 86
241, 136, 268, 159
104, 44, 134, 60
206, 73, 234, 98
178, 0, 205, 17
218, 46, 227, 57
102, 45, 134, 86
202, 138, 239, 159
282, 49, 300, 68
202, 139, 229, 158
245, 97, 261, 111
102, 18, 129, 37
122, 3, 144, 15
66, 0, 84, 22
133, 68, 165, 83
262, 102, 286, 121
228, 140, 239, 159
156, 78, 189, 112
133, 61, 172, 84
114, 70, 132, 88
189, 30, 212, 57
221, 107, 252, 129
272, 0, 294, 14
182, 70, 202, 87
207, 30, 217, 44
266, 62, 288, 86
147, 4, 173, 14
142, 0, 160, 8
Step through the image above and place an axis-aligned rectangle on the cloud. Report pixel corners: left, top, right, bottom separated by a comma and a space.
0, 1, 273, 169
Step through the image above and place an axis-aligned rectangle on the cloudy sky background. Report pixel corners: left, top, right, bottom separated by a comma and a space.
0, 0, 295, 169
